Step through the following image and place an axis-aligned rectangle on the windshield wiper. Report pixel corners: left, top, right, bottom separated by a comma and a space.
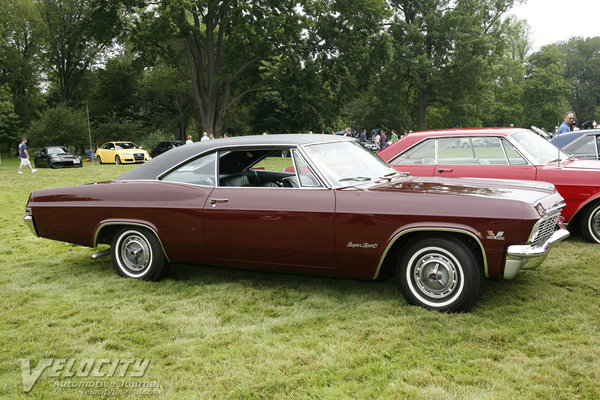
339, 176, 372, 182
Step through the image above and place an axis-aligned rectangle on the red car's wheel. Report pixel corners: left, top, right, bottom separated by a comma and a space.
111, 227, 169, 280
396, 236, 482, 312
580, 202, 600, 244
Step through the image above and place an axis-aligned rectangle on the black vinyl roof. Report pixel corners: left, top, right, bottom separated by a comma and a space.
115, 134, 356, 181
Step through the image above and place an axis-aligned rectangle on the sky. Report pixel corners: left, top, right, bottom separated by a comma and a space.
508, 0, 600, 50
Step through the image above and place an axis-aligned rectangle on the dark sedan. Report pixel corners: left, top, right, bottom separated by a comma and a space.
24, 135, 569, 312
151, 140, 186, 158
550, 129, 600, 160
34, 146, 82, 168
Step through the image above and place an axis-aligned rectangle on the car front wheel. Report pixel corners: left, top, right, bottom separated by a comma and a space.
396, 236, 482, 312
580, 202, 600, 244
111, 227, 169, 281
115, 155, 121, 165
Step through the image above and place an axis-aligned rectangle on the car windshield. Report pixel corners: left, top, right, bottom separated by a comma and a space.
511, 131, 569, 164
47, 147, 69, 155
115, 142, 138, 150
302, 141, 399, 188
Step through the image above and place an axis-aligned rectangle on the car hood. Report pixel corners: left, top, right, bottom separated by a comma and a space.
557, 159, 600, 170
369, 176, 558, 205
116, 149, 148, 154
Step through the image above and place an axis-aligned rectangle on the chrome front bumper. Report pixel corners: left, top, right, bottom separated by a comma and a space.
503, 227, 570, 279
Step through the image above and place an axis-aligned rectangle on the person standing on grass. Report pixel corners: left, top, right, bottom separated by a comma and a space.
18, 138, 37, 174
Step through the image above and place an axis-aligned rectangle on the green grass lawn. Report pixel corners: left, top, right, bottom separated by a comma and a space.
1, 157, 599, 399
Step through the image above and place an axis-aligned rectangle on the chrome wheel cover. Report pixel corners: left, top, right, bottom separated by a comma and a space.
591, 208, 600, 240
120, 235, 151, 272
413, 252, 459, 299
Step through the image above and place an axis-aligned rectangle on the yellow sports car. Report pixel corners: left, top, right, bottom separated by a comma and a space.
94, 141, 150, 164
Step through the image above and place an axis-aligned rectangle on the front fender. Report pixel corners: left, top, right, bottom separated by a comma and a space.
373, 224, 488, 279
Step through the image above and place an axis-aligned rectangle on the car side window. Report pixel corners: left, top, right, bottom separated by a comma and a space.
471, 137, 508, 165
567, 136, 596, 158
438, 138, 477, 164
161, 152, 216, 186
389, 140, 435, 165
501, 140, 528, 165
292, 150, 321, 187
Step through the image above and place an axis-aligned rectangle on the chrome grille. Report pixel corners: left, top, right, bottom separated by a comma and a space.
133, 153, 145, 161
531, 214, 560, 248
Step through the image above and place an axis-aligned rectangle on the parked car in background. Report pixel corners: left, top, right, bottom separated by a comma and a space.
151, 140, 186, 158
34, 146, 82, 169
94, 141, 150, 165
378, 128, 600, 244
550, 129, 600, 160
25, 135, 569, 312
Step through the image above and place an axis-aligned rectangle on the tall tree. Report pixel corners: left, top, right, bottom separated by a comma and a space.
387, 0, 517, 130
485, 16, 531, 127
36, 0, 124, 104
132, 0, 306, 137
522, 45, 569, 129
0, 0, 45, 131
0, 83, 20, 154
561, 37, 600, 125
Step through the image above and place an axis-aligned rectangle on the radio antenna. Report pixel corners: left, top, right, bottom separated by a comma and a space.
557, 120, 560, 168
86, 105, 97, 184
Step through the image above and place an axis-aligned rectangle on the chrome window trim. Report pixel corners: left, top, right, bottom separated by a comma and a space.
500, 137, 529, 165
372, 227, 489, 279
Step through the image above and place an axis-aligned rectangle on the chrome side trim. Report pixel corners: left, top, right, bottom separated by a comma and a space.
24, 207, 38, 237
372, 227, 488, 279
93, 222, 171, 263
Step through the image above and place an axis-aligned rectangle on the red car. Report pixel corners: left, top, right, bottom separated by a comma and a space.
379, 128, 600, 244
24, 135, 569, 312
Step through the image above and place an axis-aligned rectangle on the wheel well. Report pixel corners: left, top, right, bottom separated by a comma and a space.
94, 223, 170, 262
377, 231, 485, 280
94, 224, 123, 246
570, 198, 600, 233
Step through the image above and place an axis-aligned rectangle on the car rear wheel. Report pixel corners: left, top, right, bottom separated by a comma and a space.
396, 236, 482, 312
111, 227, 169, 281
96, 156, 102, 165
580, 202, 600, 244
115, 155, 121, 165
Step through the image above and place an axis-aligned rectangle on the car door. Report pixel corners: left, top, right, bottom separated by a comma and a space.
203, 148, 336, 273
433, 136, 537, 180
98, 143, 116, 163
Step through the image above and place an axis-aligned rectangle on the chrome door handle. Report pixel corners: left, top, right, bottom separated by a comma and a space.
209, 198, 228, 207
437, 168, 453, 173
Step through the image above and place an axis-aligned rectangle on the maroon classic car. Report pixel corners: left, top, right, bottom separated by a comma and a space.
378, 128, 600, 244
24, 135, 569, 312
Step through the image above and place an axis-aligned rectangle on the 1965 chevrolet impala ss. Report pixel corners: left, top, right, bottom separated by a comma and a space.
24, 135, 569, 311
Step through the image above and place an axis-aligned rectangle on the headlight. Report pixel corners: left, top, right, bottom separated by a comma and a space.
123, 152, 132, 156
